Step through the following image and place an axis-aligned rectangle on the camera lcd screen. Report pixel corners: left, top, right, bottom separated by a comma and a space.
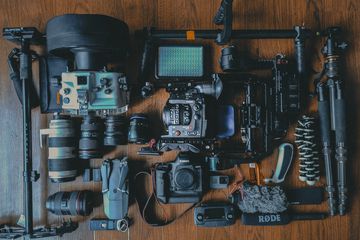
204, 208, 225, 219
156, 46, 204, 78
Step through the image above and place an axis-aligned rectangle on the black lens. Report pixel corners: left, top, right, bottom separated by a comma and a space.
44, 114, 78, 183
46, 191, 93, 216
220, 45, 239, 72
175, 168, 195, 189
79, 115, 102, 159
128, 114, 150, 144
104, 115, 127, 146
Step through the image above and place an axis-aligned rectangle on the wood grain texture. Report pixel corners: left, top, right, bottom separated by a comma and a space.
0, 0, 359, 239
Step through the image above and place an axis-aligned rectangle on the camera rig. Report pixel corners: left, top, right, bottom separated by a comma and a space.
1, 27, 78, 239
40, 14, 130, 117
134, 0, 314, 166
137, 4, 309, 164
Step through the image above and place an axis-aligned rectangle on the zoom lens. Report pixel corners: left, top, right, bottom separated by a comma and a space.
220, 45, 242, 72
46, 191, 94, 216
128, 114, 150, 144
79, 115, 102, 159
104, 115, 127, 146
40, 114, 78, 183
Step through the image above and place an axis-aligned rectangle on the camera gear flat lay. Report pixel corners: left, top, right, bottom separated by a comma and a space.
0, 0, 351, 239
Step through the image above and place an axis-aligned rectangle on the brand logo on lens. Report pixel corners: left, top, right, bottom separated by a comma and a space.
258, 214, 281, 223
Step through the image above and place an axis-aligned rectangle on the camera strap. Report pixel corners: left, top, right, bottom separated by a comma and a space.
134, 168, 198, 227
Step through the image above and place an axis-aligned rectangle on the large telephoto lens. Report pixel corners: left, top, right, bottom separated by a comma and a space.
104, 115, 127, 146
40, 114, 78, 183
128, 114, 150, 144
46, 191, 94, 216
79, 115, 102, 159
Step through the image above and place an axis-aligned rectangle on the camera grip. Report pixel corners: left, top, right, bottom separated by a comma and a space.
155, 168, 167, 203
8, 51, 39, 109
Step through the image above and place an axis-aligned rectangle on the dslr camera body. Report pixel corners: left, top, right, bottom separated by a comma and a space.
155, 153, 203, 204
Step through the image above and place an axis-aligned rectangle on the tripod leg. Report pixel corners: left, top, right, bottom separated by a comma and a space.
333, 81, 347, 215
317, 82, 337, 215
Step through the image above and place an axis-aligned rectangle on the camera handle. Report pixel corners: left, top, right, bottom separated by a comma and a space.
7, 48, 40, 109
134, 169, 198, 227
2, 27, 78, 239
137, 29, 156, 98
213, 0, 233, 45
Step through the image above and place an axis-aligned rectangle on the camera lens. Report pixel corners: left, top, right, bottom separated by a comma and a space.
104, 115, 127, 146
175, 168, 195, 189
46, 191, 93, 216
79, 115, 102, 159
128, 114, 150, 144
41, 114, 78, 183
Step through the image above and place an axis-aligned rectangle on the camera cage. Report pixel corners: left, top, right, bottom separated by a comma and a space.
148, 54, 300, 165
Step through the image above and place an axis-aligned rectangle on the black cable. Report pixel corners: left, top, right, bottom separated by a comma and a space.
134, 169, 198, 227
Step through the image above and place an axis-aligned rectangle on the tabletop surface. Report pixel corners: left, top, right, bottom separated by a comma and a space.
0, 0, 359, 239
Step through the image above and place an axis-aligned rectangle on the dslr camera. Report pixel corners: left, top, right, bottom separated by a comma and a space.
40, 14, 130, 116
154, 153, 203, 204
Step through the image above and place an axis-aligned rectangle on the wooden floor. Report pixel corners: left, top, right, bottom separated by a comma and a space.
1, 0, 360, 239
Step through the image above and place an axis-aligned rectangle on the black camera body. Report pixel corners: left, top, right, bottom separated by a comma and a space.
162, 90, 214, 139
155, 154, 203, 204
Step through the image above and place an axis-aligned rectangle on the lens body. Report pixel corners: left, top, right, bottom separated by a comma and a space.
41, 115, 78, 183
175, 168, 195, 189
46, 191, 93, 216
220, 46, 241, 72
128, 114, 150, 144
79, 115, 102, 159
104, 115, 127, 146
